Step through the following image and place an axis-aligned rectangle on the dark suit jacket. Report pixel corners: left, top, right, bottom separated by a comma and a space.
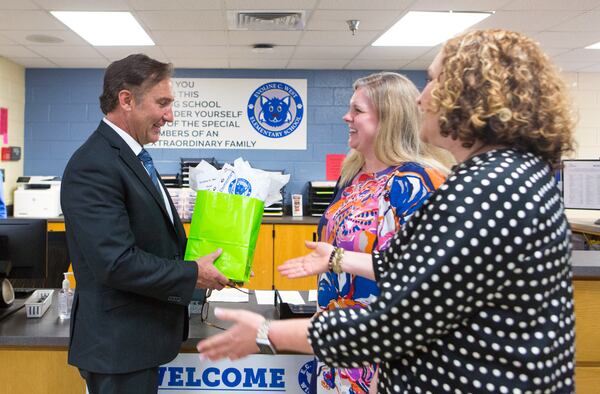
61, 120, 197, 374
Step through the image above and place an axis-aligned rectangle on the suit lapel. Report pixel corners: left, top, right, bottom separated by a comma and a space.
97, 122, 172, 224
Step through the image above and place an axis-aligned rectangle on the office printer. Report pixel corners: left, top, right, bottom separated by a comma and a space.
13, 176, 62, 218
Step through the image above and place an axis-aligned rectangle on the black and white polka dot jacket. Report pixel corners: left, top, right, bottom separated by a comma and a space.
308, 148, 575, 394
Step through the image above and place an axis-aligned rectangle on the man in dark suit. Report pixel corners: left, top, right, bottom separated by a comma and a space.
61, 54, 229, 393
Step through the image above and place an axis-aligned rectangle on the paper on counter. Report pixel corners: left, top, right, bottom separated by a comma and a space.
254, 290, 276, 305
278, 290, 305, 305
207, 288, 249, 303
308, 289, 318, 302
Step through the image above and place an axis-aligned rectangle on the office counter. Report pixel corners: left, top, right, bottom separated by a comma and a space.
0, 291, 284, 393
1, 252, 600, 393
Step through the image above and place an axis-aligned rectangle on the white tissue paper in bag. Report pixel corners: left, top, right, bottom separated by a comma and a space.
188, 158, 290, 207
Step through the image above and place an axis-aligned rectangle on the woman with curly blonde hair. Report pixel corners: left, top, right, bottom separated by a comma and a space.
198, 30, 576, 394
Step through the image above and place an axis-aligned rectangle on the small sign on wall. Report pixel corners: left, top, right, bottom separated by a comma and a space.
149, 78, 307, 150
0, 107, 8, 144
1, 146, 20, 161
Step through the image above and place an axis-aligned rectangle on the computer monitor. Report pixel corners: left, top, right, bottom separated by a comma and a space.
0, 218, 47, 282
561, 160, 600, 222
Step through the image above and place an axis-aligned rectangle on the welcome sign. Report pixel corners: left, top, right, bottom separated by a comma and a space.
157, 354, 314, 393
150, 78, 307, 150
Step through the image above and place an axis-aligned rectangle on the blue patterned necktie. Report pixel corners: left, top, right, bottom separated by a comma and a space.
138, 149, 161, 192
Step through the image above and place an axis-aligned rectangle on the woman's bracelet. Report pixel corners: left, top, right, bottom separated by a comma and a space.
328, 247, 344, 274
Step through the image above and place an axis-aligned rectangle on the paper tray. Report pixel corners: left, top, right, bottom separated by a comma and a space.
274, 290, 316, 319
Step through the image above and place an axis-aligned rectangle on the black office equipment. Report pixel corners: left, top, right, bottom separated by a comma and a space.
0, 219, 48, 284
274, 290, 317, 319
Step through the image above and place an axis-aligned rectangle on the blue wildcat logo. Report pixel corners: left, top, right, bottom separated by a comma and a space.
247, 82, 304, 139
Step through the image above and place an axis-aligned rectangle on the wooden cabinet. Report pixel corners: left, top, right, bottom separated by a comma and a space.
273, 224, 318, 291
574, 280, 600, 393
0, 348, 85, 394
55, 221, 317, 291
245, 225, 274, 290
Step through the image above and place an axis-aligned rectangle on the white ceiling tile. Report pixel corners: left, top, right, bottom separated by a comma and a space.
551, 9, 600, 32
228, 45, 295, 58
0, 34, 16, 45
0, 10, 66, 30
48, 57, 110, 68
553, 48, 600, 62
299, 30, 379, 46
401, 58, 436, 70
287, 58, 349, 69
534, 31, 600, 49
541, 47, 573, 57
10, 57, 57, 67
150, 30, 227, 46
228, 31, 302, 46
229, 58, 289, 68
171, 58, 229, 68
136, 11, 225, 31
345, 58, 408, 70
502, 0, 599, 11
474, 10, 586, 31
93, 46, 166, 62
318, 0, 412, 10
293, 45, 362, 59
306, 10, 403, 31
0, 1, 598, 69
31, 0, 130, 10
0, 0, 39, 10
357, 46, 432, 60
26, 45, 103, 58
410, 0, 510, 11
553, 60, 597, 72
1, 29, 87, 46
224, 0, 317, 10
130, 0, 222, 10
0, 45, 40, 57
578, 64, 600, 72
162, 45, 229, 58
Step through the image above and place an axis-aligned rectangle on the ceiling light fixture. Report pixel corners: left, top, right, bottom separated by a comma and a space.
372, 11, 493, 47
26, 34, 64, 44
50, 11, 154, 46
586, 41, 600, 49
252, 43, 275, 54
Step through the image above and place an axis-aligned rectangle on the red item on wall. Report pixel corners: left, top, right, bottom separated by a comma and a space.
0, 107, 7, 144
1, 147, 10, 161
326, 154, 345, 181
1, 146, 20, 161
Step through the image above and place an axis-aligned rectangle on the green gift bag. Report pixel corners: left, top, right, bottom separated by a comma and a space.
184, 190, 264, 283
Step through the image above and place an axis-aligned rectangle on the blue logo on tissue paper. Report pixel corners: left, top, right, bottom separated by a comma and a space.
228, 178, 252, 196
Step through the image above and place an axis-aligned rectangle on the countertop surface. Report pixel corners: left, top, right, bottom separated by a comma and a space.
44, 215, 322, 225
1, 252, 599, 348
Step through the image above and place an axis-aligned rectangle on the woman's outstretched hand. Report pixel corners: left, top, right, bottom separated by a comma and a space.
278, 241, 334, 278
196, 308, 264, 361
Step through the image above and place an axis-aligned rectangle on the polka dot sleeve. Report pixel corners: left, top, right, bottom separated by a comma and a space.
306, 149, 574, 388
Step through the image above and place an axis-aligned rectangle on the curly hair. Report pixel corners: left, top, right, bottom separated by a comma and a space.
430, 29, 575, 168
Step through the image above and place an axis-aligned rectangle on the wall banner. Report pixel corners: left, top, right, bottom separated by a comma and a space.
157, 354, 314, 393
151, 78, 307, 150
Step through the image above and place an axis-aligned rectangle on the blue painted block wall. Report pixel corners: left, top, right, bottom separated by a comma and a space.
25, 68, 426, 201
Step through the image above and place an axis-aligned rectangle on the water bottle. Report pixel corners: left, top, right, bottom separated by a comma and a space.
58, 272, 73, 320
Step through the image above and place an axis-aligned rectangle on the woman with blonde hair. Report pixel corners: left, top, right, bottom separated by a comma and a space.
198, 32, 576, 391
308, 71, 447, 393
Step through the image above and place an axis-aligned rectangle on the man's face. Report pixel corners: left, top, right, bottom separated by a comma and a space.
128, 78, 174, 146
